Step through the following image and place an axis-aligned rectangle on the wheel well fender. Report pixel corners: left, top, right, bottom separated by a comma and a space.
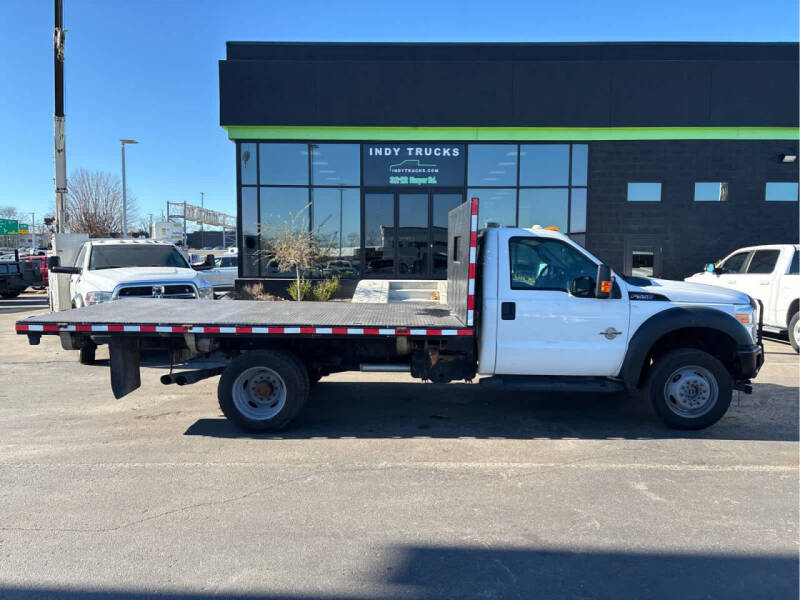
787, 299, 799, 327
620, 307, 751, 389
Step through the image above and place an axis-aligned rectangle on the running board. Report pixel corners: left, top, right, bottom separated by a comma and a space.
480, 375, 624, 393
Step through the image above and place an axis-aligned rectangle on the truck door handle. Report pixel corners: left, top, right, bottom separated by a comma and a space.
759, 281, 770, 285
501, 302, 516, 320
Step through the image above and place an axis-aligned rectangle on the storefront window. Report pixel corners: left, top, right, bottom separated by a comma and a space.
364, 193, 395, 276
469, 188, 516, 228
312, 188, 361, 278
467, 145, 517, 186
570, 188, 587, 233
240, 143, 257, 185
240, 187, 259, 276
311, 144, 360, 187
259, 187, 309, 277
571, 144, 588, 186
259, 143, 308, 185
519, 144, 570, 186
518, 188, 568, 232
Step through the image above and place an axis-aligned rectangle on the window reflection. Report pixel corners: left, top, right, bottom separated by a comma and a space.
765, 182, 798, 202
240, 143, 257, 185
694, 182, 728, 202
364, 194, 395, 275
398, 194, 429, 275
312, 188, 361, 278
518, 188, 568, 232
520, 144, 570, 186
570, 188, 587, 233
467, 145, 517, 186
259, 187, 309, 277
432, 194, 463, 276
571, 144, 588, 186
627, 183, 661, 202
311, 144, 360, 187
469, 188, 516, 228
259, 143, 309, 185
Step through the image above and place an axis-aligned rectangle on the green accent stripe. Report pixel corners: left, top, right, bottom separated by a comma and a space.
224, 125, 799, 141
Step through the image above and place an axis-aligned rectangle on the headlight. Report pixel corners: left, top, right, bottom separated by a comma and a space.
85, 291, 113, 305
734, 304, 758, 343
196, 282, 214, 299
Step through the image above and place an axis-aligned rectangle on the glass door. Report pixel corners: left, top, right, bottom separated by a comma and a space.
363, 191, 464, 278
397, 193, 429, 276
363, 193, 395, 276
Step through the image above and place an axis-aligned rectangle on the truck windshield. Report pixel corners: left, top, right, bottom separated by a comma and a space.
88, 245, 189, 270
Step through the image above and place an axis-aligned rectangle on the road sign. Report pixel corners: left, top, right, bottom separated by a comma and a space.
18, 223, 29, 234
0, 219, 19, 235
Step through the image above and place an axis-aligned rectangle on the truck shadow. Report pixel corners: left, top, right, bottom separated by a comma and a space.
0, 545, 795, 599
0, 295, 49, 315
185, 381, 798, 441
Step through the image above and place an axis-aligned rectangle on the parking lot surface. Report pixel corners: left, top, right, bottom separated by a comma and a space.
0, 293, 797, 599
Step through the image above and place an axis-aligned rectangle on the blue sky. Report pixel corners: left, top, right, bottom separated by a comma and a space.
1, 0, 797, 229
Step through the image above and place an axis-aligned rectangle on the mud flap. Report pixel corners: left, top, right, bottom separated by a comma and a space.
109, 337, 141, 399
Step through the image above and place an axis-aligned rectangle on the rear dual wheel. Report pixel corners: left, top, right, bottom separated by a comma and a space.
218, 349, 309, 432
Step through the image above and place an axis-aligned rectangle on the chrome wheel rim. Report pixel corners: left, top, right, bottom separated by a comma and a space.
793, 319, 800, 344
663, 365, 718, 418
232, 366, 287, 421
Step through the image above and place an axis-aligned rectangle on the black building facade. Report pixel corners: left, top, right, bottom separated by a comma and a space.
219, 42, 799, 282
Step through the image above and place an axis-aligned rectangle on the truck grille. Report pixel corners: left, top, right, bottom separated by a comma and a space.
117, 284, 197, 299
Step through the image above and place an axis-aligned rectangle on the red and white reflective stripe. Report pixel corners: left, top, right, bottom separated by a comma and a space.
15, 322, 473, 337
467, 197, 479, 326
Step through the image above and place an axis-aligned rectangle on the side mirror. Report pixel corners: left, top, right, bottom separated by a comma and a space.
46, 256, 60, 269
192, 254, 216, 271
570, 275, 594, 298
595, 264, 613, 299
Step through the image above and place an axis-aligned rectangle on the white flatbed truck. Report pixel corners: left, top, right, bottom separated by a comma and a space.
17, 199, 763, 432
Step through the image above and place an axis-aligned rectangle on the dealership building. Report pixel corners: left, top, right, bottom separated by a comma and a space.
218, 42, 798, 285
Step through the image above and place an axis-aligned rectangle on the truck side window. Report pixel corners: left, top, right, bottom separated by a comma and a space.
746, 250, 780, 274
789, 251, 799, 275
509, 237, 596, 292
73, 245, 87, 270
718, 251, 750, 274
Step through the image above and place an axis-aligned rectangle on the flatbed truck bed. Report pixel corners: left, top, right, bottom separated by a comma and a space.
15, 297, 473, 336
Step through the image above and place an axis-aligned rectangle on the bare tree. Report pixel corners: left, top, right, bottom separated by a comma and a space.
0, 206, 21, 221
66, 169, 139, 237
259, 205, 331, 301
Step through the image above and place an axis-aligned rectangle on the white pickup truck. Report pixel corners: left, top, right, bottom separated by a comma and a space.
685, 244, 799, 352
22, 200, 763, 432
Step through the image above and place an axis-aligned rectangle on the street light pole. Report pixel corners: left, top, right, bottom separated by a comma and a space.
120, 139, 138, 237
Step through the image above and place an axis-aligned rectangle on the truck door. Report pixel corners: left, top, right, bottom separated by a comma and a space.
494, 233, 630, 376
738, 249, 781, 324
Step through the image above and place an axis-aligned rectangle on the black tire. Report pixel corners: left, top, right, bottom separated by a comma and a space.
79, 341, 96, 365
0, 291, 21, 299
788, 312, 799, 353
646, 348, 732, 430
218, 349, 309, 432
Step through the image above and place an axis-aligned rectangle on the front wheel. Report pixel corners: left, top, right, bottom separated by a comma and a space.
788, 312, 799, 353
218, 349, 309, 432
646, 349, 732, 430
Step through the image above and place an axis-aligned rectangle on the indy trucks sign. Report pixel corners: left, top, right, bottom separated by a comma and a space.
363, 144, 466, 187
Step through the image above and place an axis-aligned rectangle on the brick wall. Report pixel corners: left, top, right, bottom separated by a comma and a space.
585, 140, 799, 280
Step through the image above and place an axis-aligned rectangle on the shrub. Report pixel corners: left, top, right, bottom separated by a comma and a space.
287, 278, 313, 301
235, 283, 283, 301
312, 276, 340, 301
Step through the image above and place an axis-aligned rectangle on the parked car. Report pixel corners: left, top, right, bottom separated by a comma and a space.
20, 255, 48, 288
48, 239, 215, 364
0, 254, 42, 298
685, 244, 800, 351
200, 253, 238, 290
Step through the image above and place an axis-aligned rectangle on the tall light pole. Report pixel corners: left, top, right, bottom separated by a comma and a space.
120, 139, 138, 237
200, 192, 204, 249
53, 0, 68, 233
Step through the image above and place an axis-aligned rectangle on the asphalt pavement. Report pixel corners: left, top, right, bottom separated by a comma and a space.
0, 293, 797, 599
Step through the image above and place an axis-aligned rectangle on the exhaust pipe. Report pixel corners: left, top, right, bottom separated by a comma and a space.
359, 363, 411, 373
161, 366, 225, 386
